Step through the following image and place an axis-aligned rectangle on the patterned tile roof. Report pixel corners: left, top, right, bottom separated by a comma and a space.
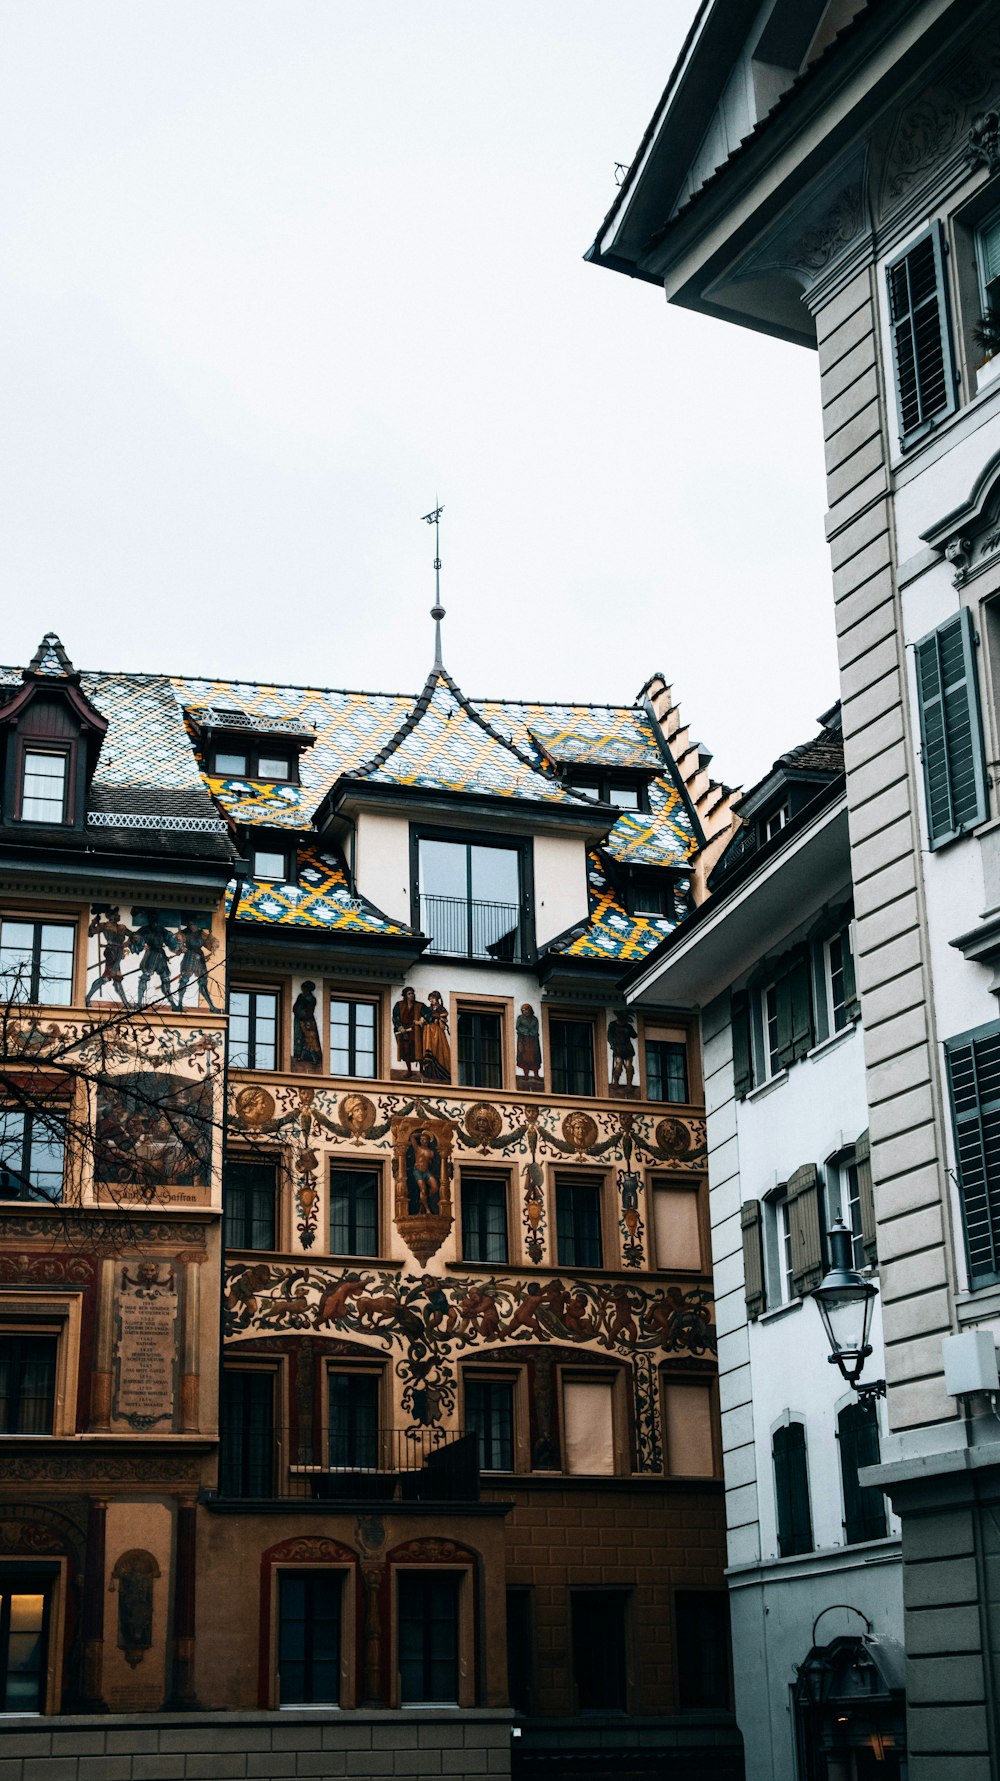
550, 851, 690, 962
232, 844, 415, 937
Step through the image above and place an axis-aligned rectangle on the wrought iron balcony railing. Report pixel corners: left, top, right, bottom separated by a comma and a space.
215, 1425, 479, 1505
419, 893, 524, 962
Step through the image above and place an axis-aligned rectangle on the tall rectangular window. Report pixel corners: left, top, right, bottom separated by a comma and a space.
20, 750, 68, 824
418, 835, 525, 962
571, 1591, 627, 1711
562, 1377, 615, 1477
0, 1336, 57, 1434
0, 920, 74, 1006
945, 1019, 1000, 1288
278, 1571, 342, 1706
466, 1379, 513, 1471
675, 1592, 730, 1709
826, 924, 858, 1031
0, 1575, 52, 1712
229, 988, 279, 1070
457, 1009, 503, 1089
886, 222, 955, 443
652, 1181, 701, 1272
838, 1401, 887, 1545
397, 1572, 460, 1704
645, 1037, 688, 1103
328, 1371, 379, 1471
549, 1019, 595, 1098
773, 1422, 813, 1558
329, 1166, 379, 1257
461, 1173, 508, 1264
556, 1176, 603, 1269
329, 997, 377, 1078
219, 1369, 274, 1498
0, 1110, 65, 1204
915, 611, 987, 849
506, 1588, 532, 1715
223, 1161, 276, 1251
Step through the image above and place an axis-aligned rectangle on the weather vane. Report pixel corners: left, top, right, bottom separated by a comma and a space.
421, 502, 445, 668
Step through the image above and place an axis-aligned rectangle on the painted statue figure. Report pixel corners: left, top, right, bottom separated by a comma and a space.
515, 1003, 542, 1083
407, 1130, 441, 1215
392, 986, 422, 1073
292, 980, 323, 1070
419, 990, 451, 1082
86, 907, 134, 1007
608, 1009, 637, 1090
174, 919, 220, 1010
132, 912, 179, 1010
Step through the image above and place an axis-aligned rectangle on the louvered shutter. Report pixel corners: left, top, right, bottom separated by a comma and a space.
887, 222, 956, 444
855, 1128, 877, 1267
837, 1401, 887, 1545
945, 1023, 1000, 1288
740, 1200, 766, 1321
788, 948, 815, 1063
773, 969, 795, 1071
786, 1163, 824, 1297
773, 1422, 813, 1557
915, 611, 987, 848
732, 991, 753, 1099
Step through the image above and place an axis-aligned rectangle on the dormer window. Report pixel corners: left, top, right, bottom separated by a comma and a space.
763, 803, 789, 842
250, 845, 293, 884
565, 770, 650, 812
20, 748, 69, 823
213, 747, 294, 782
1, 635, 108, 838
626, 872, 673, 917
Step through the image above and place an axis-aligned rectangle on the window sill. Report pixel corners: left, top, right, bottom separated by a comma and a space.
746, 1072, 787, 1102
955, 1282, 1000, 1325
757, 1298, 803, 1326
806, 1022, 858, 1062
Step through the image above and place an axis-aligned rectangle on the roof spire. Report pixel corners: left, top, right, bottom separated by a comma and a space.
421, 502, 445, 669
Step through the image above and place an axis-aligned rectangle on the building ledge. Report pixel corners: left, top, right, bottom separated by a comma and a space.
955, 1283, 1000, 1325
726, 1536, 901, 1588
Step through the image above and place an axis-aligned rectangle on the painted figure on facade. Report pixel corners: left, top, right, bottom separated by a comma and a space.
608, 1009, 638, 1094
86, 907, 134, 1006
392, 986, 422, 1075
292, 980, 323, 1072
515, 1003, 543, 1087
174, 918, 220, 1011
406, 1130, 441, 1214
420, 991, 451, 1082
111, 1549, 160, 1669
133, 912, 179, 1010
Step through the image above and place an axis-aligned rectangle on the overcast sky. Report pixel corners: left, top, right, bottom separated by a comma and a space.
0, 2, 836, 790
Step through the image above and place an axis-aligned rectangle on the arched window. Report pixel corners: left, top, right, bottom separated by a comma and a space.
772, 1421, 813, 1557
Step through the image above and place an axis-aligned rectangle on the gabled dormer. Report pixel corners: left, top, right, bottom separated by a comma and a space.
185, 704, 316, 785
0, 634, 108, 840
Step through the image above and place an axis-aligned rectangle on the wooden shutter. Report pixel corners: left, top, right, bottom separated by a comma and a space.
772, 1422, 813, 1558
886, 222, 956, 444
786, 1163, 823, 1297
945, 1024, 1000, 1289
788, 948, 815, 1063
740, 1199, 766, 1321
855, 1128, 877, 1267
915, 610, 987, 848
837, 1401, 887, 1545
732, 991, 753, 1099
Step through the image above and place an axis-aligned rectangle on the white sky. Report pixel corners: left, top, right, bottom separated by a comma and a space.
0, 2, 836, 790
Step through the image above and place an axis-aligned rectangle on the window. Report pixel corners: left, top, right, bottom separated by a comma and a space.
505, 1588, 532, 1715
977, 208, 1000, 315
329, 1166, 379, 1257
219, 1369, 274, 1497
250, 847, 291, 884
675, 1592, 730, 1710
945, 1019, 1000, 1289
645, 1035, 688, 1103
556, 1176, 603, 1269
627, 874, 672, 917
567, 771, 649, 811
457, 1008, 503, 1089
213, 747, 293, 781
0, 920, 74, 1006
466, 1379, 513, 1472
756, 948, 814, 1080
329, 1371, 379, 1470
278, 1571, 342, 1706
651, 1180, 701, 1271
571, 1590, 627, 1711
229, 988, 280, 1070
663, 1380, 715, 1477
20, 750, 68, 824
828, 1158, 866, 1271
763, 802, 789, 841
329, 997, 377, 1079
838, 1400, 887, 1545
763, 982, 781, 1076
0, 1573, 53, 1712
0, 1111, 65, 1204
887, 223, 956, 444
0, 1335, 57, 1434
461, 1172, 508, 1264
397, 1572, 460, 1704
549, 1018, 595, 1097
915, 611, 987, 849
417, 834, 526, 962
562, 1375, 615, 1476
223, 1161, 277, 1250
773, 1421, 813, 1557
763, 1186, 795, 1307
825, 923, 857, 1031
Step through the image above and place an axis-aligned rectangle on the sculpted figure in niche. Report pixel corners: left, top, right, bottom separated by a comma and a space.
110, 1548, 161, 1668
419, 990, 451, 1082
516, 1003, 542, 1087
407, 1130, 441, 1215
392, 986, 423, 1075
86, 907, 134, 1007
292, 981, 323, 1073
608, 1009, 637, 1094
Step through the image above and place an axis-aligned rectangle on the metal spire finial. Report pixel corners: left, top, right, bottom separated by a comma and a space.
422, 502, 445, 669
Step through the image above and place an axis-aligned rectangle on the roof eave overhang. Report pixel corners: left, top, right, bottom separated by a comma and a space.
321, 777, 615, 842
0, 845, 236, 908
230, 919, 426, 971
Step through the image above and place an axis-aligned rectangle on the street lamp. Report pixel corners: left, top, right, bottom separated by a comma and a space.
813, 1222, 885, 1401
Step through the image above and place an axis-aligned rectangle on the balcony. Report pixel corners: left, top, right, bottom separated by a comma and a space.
213, 1425, 480, 1506
420, 893, 524, 962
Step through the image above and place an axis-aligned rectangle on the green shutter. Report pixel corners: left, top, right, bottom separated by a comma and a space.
945, 1022, 1000, 1288
740, 1199, 766, 1321
915, 610, 987, 848
732, 991, 753, 1100
788, 948, 815, 1063
773, 1422, 813, 1557
837, 1401, 887, 1544
787, 1163, 824, 1297
887, 221, 956, 443
855, 1128, 877, 1267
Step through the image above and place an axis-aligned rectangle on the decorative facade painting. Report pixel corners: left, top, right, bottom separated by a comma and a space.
85, 906, 219, 1012
292, 981, 323, 1074
392, 1114, 454, 1264
515, 1003, 543, 1091
608, 1009, 638, 1098
391, 987, 451, 1083
95, 1072, 213, 1197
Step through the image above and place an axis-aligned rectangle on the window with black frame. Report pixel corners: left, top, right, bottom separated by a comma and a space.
549, 1018, 595, 1097
465, 1377, 514, 1471
397, 1572, 460, 1704
675, 1591, 730, 1709
329, 1166, 379, 1257
0, 1334, 57, 1434
277, 1571, 342, 1706
0, 1572, 53, 1712
329, 996, 377, 1078
645, 1034, 688, 1104
223, 1160, 277, 1250
571, 1589, 628, 1711
0, 919, 74, 1006
228, 987, 280, 1070
219, 1368, 274, 1498
20, 749, 69, 823
0, 1109, 65, 1203
461, 1172, 508, 1264
328, 1370, 379, 1471
556, 1176, 603, 1269
417, 834, 527, 962
457, 1007, 503, 1088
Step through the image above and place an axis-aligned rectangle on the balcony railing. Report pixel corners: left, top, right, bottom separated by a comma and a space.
420, 893, 524, 962
215, 1426, 479, 1504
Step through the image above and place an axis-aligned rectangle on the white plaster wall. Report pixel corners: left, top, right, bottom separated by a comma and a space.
533, 832, 589, 947
354, 809, 411, 925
